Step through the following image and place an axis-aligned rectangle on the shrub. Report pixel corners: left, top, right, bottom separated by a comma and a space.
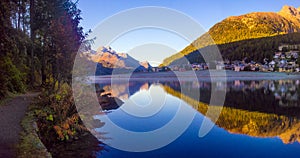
0, 57, 26, 98
35, 83, 87, 143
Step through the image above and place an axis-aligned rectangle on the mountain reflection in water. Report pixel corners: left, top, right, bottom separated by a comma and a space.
91, 78, 300, 158
95, 79, 300, 145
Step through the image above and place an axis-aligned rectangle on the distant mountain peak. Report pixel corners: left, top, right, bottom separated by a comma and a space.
117, 53, 128, 58
280, 5, 297, 12
96, 46, 132, 59
279, 5, 300, 18
139, 61, 151, 69
140, 61, 149, 64
84, 46, 153, 75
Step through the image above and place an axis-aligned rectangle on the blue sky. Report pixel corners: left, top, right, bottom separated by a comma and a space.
78, 0, 300, 65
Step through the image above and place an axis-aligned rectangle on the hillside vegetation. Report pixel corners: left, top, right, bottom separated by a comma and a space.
169, 33, 300, 66
162, 5, 300, 66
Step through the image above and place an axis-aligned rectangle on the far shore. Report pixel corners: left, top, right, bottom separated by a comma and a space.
88, 70, 300, 82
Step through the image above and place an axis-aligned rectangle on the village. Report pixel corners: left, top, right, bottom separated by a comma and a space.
155, 45, 300, 73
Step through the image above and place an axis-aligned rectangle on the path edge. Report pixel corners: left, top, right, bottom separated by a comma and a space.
17, 94, 52, 158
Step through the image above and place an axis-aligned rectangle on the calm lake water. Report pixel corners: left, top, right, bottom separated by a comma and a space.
89, 72, 300, 158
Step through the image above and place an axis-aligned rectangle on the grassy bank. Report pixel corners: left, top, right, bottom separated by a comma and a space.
17, 101, 52, 158
23, 84, 104, 157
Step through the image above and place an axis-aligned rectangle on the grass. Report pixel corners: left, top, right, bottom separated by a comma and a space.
17, 98, 52, 158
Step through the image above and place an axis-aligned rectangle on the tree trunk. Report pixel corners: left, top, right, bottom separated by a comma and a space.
21, 0, 26, 33
29, 0, 35, 86
41, 48, 46, 86
17, 0, 21, 30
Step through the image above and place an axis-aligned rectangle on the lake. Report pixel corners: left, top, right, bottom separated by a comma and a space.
84, 71, 300, 157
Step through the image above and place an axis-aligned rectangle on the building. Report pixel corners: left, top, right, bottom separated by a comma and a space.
216, 63, 225, 70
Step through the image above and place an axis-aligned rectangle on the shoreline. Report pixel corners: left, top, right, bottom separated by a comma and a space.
88, 70, 300, 82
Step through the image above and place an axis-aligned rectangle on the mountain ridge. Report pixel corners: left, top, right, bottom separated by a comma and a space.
162, 5, 300, 66
83, 46, 152, 75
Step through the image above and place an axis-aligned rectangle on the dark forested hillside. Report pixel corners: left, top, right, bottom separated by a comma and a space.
168, 33, 300, 65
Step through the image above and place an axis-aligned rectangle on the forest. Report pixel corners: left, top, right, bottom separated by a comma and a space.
165, 33, 300, 66
0, 1, 99, 157
0, 0, 84, 98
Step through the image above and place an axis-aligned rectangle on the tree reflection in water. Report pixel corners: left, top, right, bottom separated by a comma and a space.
94, 79, 300, 145
162, 79, 300, 144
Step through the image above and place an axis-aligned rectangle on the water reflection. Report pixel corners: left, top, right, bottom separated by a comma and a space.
96, 85, 124, 111
93, 79, 300, 157
96, 79, 300, 114
162, 79, 300, 144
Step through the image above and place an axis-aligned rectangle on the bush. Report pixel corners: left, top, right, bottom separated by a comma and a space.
35, 83, 87, 144
0, 57, 26, 98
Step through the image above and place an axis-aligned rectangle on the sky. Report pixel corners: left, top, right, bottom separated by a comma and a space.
78, 0, 300, 66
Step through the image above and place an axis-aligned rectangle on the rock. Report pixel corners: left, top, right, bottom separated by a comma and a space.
98, 94, 123, 111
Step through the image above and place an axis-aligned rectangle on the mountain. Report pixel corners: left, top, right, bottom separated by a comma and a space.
170, 33, 300, 66
162, 5, 300, 66
84, 46, 152, 75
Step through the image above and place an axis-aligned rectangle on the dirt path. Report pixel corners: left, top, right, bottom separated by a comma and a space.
0, 92, 39, 158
